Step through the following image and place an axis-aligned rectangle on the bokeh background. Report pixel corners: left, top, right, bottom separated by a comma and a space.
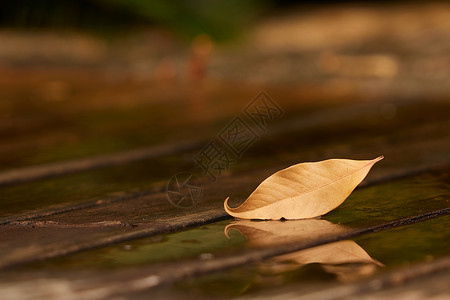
1, 0, 449, 170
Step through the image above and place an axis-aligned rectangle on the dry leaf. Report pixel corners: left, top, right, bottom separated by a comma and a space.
224, 156, 383, 220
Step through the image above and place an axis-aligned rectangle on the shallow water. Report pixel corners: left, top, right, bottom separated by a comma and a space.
171, 215, 450, 298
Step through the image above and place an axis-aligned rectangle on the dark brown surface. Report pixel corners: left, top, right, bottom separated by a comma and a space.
1, 2, 450, 297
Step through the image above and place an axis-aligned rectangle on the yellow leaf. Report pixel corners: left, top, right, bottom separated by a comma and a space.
224, 156, 383, 220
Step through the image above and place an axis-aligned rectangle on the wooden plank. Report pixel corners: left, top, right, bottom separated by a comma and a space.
0, 96, 447, 185
0, 211, 448, 300
0, 138, 203, 186
0, 102, 447, 272
0, 96, 449, 265
156, 214, 450, 299
0, 72, 260, 171
252, 257, 450, 300
0, 90, 448, 297
0, 78, 333, 172
0, 98, 448, 218
0, 166, 448, 270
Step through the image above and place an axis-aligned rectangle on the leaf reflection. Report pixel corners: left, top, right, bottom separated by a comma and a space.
225, 219, 383, 282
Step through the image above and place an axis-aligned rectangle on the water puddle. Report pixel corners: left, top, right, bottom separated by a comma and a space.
170, 215, 450, 298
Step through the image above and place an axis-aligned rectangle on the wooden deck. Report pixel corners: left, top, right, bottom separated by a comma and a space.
0, 65, 448, 299
1, 3, 450, 295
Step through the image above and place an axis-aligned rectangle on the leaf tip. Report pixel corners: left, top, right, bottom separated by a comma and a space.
224, 197, 233, 216
374, 259, 385, 267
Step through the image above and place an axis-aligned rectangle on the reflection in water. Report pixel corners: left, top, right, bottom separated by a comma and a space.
225, 219, 347, 246
225, 219, 383, 282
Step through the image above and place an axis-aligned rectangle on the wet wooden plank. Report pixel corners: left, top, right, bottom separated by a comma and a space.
0, 96, 449, 268
0, 91, 448, 183
0, 110, 447, 276
0, 97, 448, 218
157, 214, 450, 299
247, 257, 450, 300
0, 166, 448, 270
0, 70, 262, 171
0, 128, 447, 220
0, 208, 448, 300
238, 258, 450, 300
0, 3, 448, 298
344, 269, 450, 300
0, 138, 203, 186
0, 75, 339, 172
0, 80, 448, 297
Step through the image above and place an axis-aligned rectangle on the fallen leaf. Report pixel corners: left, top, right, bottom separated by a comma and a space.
224, 156, 383, 220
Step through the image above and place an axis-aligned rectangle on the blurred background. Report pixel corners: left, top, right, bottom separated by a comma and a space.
2, 0, 449, 84
0, 0, 449, 170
